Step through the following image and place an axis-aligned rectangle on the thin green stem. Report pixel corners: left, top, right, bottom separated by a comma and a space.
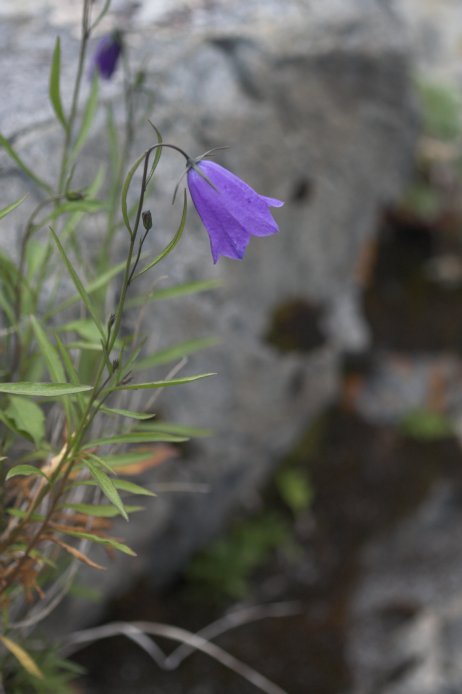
57, 0, 92, 195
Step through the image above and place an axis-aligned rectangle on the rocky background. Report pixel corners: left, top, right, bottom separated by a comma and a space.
3, 0, 462, 692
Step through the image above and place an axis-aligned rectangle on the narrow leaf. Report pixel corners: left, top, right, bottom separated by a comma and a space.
88, 449, 171, 469
66, 503, 143, 517
5, 464, 49, 482
72, 75, 99, 159
0, 133, 52, 192
30, 315, 66, 383
0, 195, 27, 221
126, 278, 222, 308
135, 337, 219, 370
99, 405, 155, 420
44, 198, 107, 222
86, 459, 128, 520
114, 373, 216, 391
0, 636, 44, 680
7, 509, 46, 521
54, 528, 136, 556
49, 227, 106, 341
51, 537, 106, 570
121, 151, 146, 236
49, 37, 67, 129
136, 422, 212, 438
55, 334, 86, 413
80, 479, 156, 496
106, 104, 120, 175
93, 446, 177, 475
85, 432, 188, 448
0, 382, 92, 397
112, 480, 156, 496
58, 319, 104, 342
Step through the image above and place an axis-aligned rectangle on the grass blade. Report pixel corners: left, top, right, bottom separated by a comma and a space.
49, 37, 67, 130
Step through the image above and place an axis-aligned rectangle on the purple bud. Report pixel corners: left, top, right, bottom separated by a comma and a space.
187, 160, 284, 263
90, 32, 123, 81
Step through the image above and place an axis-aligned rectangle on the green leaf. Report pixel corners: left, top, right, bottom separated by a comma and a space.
112, 479, 156, 496
85, 458, 128, 520
66, 341, 103, 352
5, 464, 49, 482
25, 240, 49, 280
71, 75, 99, 159
49, 227, 106, 341
58, 319, 104, 343
56, 528, 136, 556
0, 382, 92, 396
0, 195, 27, 221
80, 478, 157, 496
135, 337, 219, 370
44, 198, 107, 222
84, 431, 188, 447
55, 334, 86, 413
65, 502, 142, 517
145, 122, 163, 187
99, 405, 155, 420
49, 37, 67, 129
106, 104, 120, 176
121, 151, 146, 236
88, 451, 159, 469
4, 396, 45, 446
0, 635, 44, 680
135, 422, 211, 438
30, 316, 66, 383
7, 509, 46, 522
114, 373, 216, 391
0, 133, 52, 192
127, 279, 222, 308
133, 191, 187, 279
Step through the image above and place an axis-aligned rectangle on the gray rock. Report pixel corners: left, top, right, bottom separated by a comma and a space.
0, 0, 417, 613
348, 482, 462, 694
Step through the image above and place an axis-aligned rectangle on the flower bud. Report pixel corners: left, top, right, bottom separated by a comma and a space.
142, 210, 152, 231
90, 31, 123, 81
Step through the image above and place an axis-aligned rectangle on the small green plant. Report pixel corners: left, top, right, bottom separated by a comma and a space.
187, 513, 292, 601
0, 0, 284, 688
418, 81, 461, 142
402, 79, 462, 223
400, 408, 453, 441
275, 468, 313, 514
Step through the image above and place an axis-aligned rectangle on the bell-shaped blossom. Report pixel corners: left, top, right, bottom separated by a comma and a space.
187, 160, 284, 263
90, 32, 123, 80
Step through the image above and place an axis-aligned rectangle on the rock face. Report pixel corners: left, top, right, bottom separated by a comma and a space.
348, 481, 462, 694
0, 0, 416, 607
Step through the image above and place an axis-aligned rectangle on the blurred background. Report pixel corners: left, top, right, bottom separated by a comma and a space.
3, 1, 462, 692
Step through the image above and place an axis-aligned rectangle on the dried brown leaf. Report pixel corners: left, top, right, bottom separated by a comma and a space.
51, 537, 106, 570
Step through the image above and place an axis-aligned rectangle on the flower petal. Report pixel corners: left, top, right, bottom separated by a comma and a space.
260, 194, 285, 208
197, 161, 283, 237
188, 169, 251, 263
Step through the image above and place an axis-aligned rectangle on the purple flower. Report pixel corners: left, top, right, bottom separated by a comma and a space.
187, 160, 284, 263
90, 32, 123, 80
